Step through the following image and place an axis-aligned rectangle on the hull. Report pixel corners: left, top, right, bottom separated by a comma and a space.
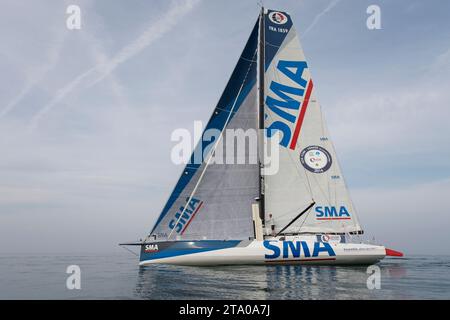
139, 239, 386, 266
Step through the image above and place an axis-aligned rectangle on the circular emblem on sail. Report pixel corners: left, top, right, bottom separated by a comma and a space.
300, 146, 332, 174
268, 12, 288, 25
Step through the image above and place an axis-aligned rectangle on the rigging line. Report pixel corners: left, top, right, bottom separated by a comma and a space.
119, 244, 139, 257
214, 105, 245, 113
240, 56, 257, 63
265, 41, 281, 48
294, 204, 314, 233
275, 201, 315, 236
167, 49, 258, 240
274, 204, 312, 220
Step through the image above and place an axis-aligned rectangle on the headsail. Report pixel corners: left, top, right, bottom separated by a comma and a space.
262, 10, 363, 235
149, 20, 260, 241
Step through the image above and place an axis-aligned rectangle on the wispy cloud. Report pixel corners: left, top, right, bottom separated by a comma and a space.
303, 0, 340, 37
88, 0, 201, 86
29, 0, 201, 130
81, 27, 130, 111
0, 31, 66, 119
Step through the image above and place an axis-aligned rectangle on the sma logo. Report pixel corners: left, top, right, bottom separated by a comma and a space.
315, 206, 351, 220
144, 244, 159, 252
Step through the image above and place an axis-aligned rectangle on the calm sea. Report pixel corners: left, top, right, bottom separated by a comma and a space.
0, 252, 449, 299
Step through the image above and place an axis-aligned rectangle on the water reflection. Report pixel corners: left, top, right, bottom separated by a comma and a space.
134, 261, 408, 299
135, 264, 269, 299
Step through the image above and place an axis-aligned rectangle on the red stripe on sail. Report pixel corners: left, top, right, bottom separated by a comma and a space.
180, 201, 204, 235
289, 80, 314, 150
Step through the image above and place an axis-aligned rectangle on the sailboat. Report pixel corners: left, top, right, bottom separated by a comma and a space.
122, 8, 403, 266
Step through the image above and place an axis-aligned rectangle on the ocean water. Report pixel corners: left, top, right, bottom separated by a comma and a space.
0, 252, 449, 299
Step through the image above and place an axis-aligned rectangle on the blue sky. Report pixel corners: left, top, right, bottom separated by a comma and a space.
0, 0, 449, 254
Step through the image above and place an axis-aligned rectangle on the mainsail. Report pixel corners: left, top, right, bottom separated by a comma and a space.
262, 10, 363, 235
149, 20, 260, 241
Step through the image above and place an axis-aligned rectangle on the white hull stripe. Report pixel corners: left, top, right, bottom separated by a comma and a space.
139, 240, 386, 266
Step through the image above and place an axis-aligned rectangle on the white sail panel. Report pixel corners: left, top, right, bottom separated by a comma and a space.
263, 10, 362, 235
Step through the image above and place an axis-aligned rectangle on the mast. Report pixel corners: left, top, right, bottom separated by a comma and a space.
257, 7, 265, 225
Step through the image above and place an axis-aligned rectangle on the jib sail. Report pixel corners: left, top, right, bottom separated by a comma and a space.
149, 20, 261, 241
